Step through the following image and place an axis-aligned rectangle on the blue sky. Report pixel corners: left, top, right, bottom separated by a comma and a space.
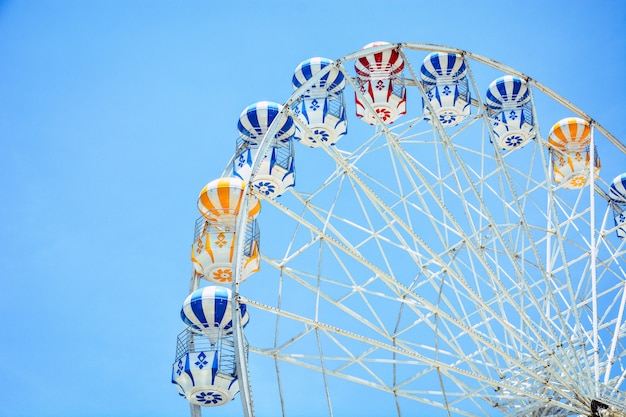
0, 1, 625, 416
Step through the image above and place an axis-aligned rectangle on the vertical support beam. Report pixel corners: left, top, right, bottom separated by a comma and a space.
232, 188, 254, 417
589, 123, 599, 393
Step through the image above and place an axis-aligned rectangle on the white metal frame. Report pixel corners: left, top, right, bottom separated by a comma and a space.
216, 43, 626, 417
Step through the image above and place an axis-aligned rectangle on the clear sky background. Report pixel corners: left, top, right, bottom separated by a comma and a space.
0, 1, 625, 416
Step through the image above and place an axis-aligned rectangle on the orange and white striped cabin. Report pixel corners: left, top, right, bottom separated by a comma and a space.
548, 117, 591, 152
197, 177, 261, 227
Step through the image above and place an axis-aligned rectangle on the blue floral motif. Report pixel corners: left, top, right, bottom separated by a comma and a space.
176, 359, 183, 376
439, 113, 456, 125
314, 129, 330, 143
426, 90, 434, 100
195, 352, 209, 369
309, 99, 320, 111
508, 110, 518, 120
505, 135, 523, 147
442, 85, 452, 96
237, 154, 246, 168
195, 391, 223, 405
254, 181, 276, 196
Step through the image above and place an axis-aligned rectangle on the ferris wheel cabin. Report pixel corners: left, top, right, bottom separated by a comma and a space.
172, 286, 249, 406
420, 52, 471, 127
354, 41, 407, 125
291, 57, 348, 147
233, 101, 296, 198
549, 117, 601, 189
193, 177, 261, 283
485, 75, 536, 149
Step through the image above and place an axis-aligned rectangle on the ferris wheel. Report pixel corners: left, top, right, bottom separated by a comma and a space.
171, 42, 626, 417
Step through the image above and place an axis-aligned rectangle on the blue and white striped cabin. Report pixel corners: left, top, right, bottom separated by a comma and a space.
291, 57, 348, 147
420, 52, 470, 127
233, 101, 295, 198
485, 75, 536, 150
172, 286, 249, 406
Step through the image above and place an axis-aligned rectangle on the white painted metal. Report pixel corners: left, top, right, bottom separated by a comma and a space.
220, 43, 626, 417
